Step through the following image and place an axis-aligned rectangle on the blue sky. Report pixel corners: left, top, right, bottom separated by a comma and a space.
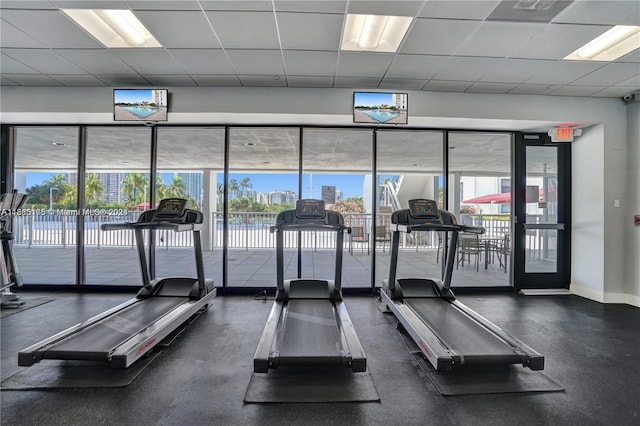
114, 89, 153, 104
354, 92, 393, 107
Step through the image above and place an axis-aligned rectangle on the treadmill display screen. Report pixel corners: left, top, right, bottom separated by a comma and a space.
296, 199, 325, 218
156, 198, 187, 217
409, 199, 439, 219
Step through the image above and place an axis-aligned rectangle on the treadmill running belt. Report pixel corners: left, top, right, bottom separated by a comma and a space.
405, 299, 520, 360
278, 299, 342, 358
43, 297, 186, 361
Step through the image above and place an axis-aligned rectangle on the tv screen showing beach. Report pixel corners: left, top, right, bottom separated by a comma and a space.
113, 89, 168, 121
353, 92, 408, 124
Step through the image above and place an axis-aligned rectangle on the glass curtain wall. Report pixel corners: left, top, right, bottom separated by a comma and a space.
227, 127, 299, 287
155, 128, 225, 286
375, 130, 444, 288
448, 132, 512, 287
12, 127, 79, 284
84, 127, 151, 286
301, 129, 373, 288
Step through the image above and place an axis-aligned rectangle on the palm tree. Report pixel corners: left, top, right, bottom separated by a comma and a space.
84, 173, 104, 205
121, 173, 149, 206
239, 177, 253, 197
155, 176, 168, 200
166, 175, 187, 198
228, 178, 240, 199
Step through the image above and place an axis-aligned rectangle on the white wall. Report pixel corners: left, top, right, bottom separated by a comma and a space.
626, 101, 640, 306
1, 86, 635, 305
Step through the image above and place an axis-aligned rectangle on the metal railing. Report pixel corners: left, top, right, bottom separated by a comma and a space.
12, 211, 520, 252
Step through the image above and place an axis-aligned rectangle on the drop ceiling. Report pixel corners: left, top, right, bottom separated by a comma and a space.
1, 0, 638, 98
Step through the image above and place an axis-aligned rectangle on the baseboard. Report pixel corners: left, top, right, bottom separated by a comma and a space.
519, 288, 572, 296
570, 283, 640, 307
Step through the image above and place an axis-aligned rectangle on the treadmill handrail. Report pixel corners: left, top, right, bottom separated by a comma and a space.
270, 223, 350, 233
101, 222, 201, 232
392, 223, 484, 234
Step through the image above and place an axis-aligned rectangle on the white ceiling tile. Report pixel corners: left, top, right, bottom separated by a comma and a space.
48, 74, 109, 86
275, 1, 346, 14
200, 1, 273, 11
206, 11, 279, 49
550, 85, 604, 96
617, 48, 640, 63
286, 76, 334, 87
515, 23, 612, 60
590, 87, 638, 98
110, 49, 186, 74
433, 57, 501, 81
282, 51, 337, 76
142, 75, 197, 86
1, 74, 62, 85
553, 1, 639, 25
509, 84, 561, 95
526, 61, 604, 85
467, 81, 518, 94
191, 75, 241, 86
0, 21, 44, 48
0, 54, 39, 74
51, 1, 128, 8
135, 11, 221, 48
333, 76, 380, 88
57, 50, 136, 74
95, 74, 151, 85
1, 76, 20, 85
481, 59, 552, 83
571, 63, 640, 86
386, 54, 448, 79
0, 1, 56, 9
336, 52, 393, 77
0, 10, 102, 48
238, 75, 287, 86
277, 12, 343, 50
616, 74, 640, 89
423, 80, 473, 92
455, 22, 544, 57
2, 49, 87, 74
169, 49, 236, 74
226, 50, 285, 75
379, 78, 428, 90
401, 19, 483, 55
420, 1, 499, 20
347, 0, 425, 17
127, 0, 202, 10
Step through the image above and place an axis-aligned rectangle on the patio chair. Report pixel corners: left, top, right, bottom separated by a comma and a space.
457, 233, 481, 271
494, 233, 511, 273
349, 226, 369, 255
375, 225, 391, 253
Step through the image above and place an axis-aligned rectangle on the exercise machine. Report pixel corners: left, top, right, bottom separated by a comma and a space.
380, 199, 544, 371
18, 198, 216, 368
253, 199, 366, 373
1, 191, 27, 308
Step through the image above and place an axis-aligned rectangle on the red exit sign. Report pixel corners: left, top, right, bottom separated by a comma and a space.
549, 127, 574, 142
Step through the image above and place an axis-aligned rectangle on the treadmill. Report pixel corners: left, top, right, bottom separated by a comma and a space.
380, 199, 544, 371
253, 199, 366, 373
18, 198, 216, 369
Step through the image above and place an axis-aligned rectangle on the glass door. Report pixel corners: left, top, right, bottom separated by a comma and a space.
513, 133, 571, 289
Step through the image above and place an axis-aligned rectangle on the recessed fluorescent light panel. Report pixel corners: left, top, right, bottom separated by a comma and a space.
62, 9, 161, 48
564, 25, 640, 61
341, 14, 413, 52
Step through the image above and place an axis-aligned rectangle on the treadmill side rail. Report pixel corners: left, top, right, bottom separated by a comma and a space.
253, 301, 284, 373
380, 290, 457, 371
335, 301, 366, 372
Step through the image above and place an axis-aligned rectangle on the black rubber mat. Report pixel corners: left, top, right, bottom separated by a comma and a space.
0, 352, 159, 390
1, 297, 54, 319
244, 366, 380, 403
385, 309, 564, 396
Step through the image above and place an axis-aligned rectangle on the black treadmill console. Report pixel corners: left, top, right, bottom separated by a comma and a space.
296, 199, 325, 219
156, 198, 187, 218
408, 199, 439, 219
138, 198, 203, 224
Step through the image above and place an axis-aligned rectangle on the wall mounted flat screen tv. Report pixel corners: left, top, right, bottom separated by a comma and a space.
353, 92, 408, 125
113, 89, 168, 122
